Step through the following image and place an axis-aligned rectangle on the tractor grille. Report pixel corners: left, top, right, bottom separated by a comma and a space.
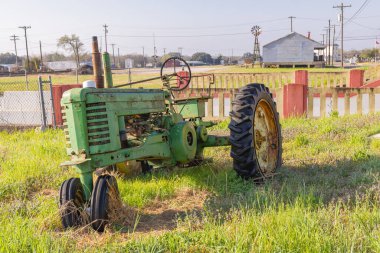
86, 102, 111, 147
61, 106, 71, 148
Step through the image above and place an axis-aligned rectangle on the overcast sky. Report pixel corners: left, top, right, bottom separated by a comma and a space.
0, 0, 379, 57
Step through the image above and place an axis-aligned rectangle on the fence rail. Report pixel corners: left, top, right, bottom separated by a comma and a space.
308, 72, 348, 87
307, 87, 380, 118
189, 72, 294, 90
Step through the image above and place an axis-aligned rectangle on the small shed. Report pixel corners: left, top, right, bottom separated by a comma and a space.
263, 32, 325, 68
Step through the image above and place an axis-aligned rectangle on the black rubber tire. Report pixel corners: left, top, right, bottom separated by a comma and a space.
90, 175, 119, 232
59, 178, 86, 228
229, 83, 282, 179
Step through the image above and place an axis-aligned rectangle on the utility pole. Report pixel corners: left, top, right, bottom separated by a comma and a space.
163, 48, 166, 55
111, 43, 116, 67
323, 28, 329, 65
117, 47, 120, 68
74, 40, 79, 84
39, 41, 43, 70
332, 24, 336, 65
288, 16, 296, 32
18, 26, 31, 72
328, 20, 331, 65
153, 33, 157, 68
320, 34, 325, 45
103, 24, 109, 52
142, 46, 145, 68
178, 47, 183, 57
333, 3, 351, 68
10, 35, 19, 66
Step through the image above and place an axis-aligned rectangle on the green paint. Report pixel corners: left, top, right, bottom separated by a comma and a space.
102, 52, 113, 88
61, 87, 230, 201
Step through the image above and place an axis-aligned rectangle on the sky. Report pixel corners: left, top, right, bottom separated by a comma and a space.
0, 0, 379, 58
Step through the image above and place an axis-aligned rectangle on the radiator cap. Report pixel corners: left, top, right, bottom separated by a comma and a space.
83, 80, 96, 88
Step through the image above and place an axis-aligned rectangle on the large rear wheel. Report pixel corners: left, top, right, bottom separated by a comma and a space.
229, 83, 282, 179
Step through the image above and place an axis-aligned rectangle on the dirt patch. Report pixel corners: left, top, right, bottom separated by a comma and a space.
68, 188, 209, 249
103, 187, 209, 233
135, 188, 208, 233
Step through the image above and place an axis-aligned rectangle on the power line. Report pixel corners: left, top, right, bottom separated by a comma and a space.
349, 20, 380, 30
345, 0, 371, 24
107, 29, 288, 39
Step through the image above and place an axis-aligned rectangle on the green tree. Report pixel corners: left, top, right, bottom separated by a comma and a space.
160, 52, 181, 63
0, 53, 22, 65
24, 56, 41, 72
191, 52, 213, 64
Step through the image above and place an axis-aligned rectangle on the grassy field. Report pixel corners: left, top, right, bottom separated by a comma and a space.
0, 71, 163, 92
0, 114, 379, 252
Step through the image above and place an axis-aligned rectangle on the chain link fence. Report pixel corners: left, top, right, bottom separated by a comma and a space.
0, 76, 55, 129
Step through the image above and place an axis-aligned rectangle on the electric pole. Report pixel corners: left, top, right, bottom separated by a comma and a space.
142, 46, 145, 68
111, 43, 116, 67
333, 3, 351, 67
18, 26, 31, 72
153, 33, 157, 68
117, 47, 120, 68
178, 47, 183, 57
331, 24, 336, 65
323, 28, 329, 65
10, 35, 19, 66
103, 24, 109, 52
163, 48, 166, 55
328, 20, 331, 65
39, 41, 43, 70
288, 16, 296, 32
320, 34, 325, 45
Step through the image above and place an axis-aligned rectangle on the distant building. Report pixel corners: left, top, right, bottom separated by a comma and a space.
316, 43, 340, 63
263, 32, 325, 68
186, 61, 206, 66
45, 61, 76, 71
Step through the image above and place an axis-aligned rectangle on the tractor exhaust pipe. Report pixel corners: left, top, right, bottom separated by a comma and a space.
91, 36, 104, 89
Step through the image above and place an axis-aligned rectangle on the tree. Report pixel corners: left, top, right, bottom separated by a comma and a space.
44, 52, 68, 62
0, 53, 22, 65
191, 52, 213, 64
24, 56, 41, 72
57, 34, 84, 70
360, 48, 378, 60
160, 52, 181, 63
242, 52, 253, 60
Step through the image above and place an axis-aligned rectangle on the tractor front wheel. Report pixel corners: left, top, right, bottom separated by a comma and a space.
90, 175, 119, 232
59, 178, 87, 228
229, 83, 282, 180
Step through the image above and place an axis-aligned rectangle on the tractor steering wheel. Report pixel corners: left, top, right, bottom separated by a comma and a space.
160, 57, 192, 91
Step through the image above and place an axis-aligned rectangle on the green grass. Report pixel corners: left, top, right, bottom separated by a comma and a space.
0, 72, 162, 92
0, 114, 380, 252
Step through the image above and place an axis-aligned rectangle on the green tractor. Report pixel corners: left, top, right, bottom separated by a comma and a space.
59, 38, 281, 232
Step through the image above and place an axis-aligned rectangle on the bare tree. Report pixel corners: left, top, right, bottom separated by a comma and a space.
57, 34, 84, 83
